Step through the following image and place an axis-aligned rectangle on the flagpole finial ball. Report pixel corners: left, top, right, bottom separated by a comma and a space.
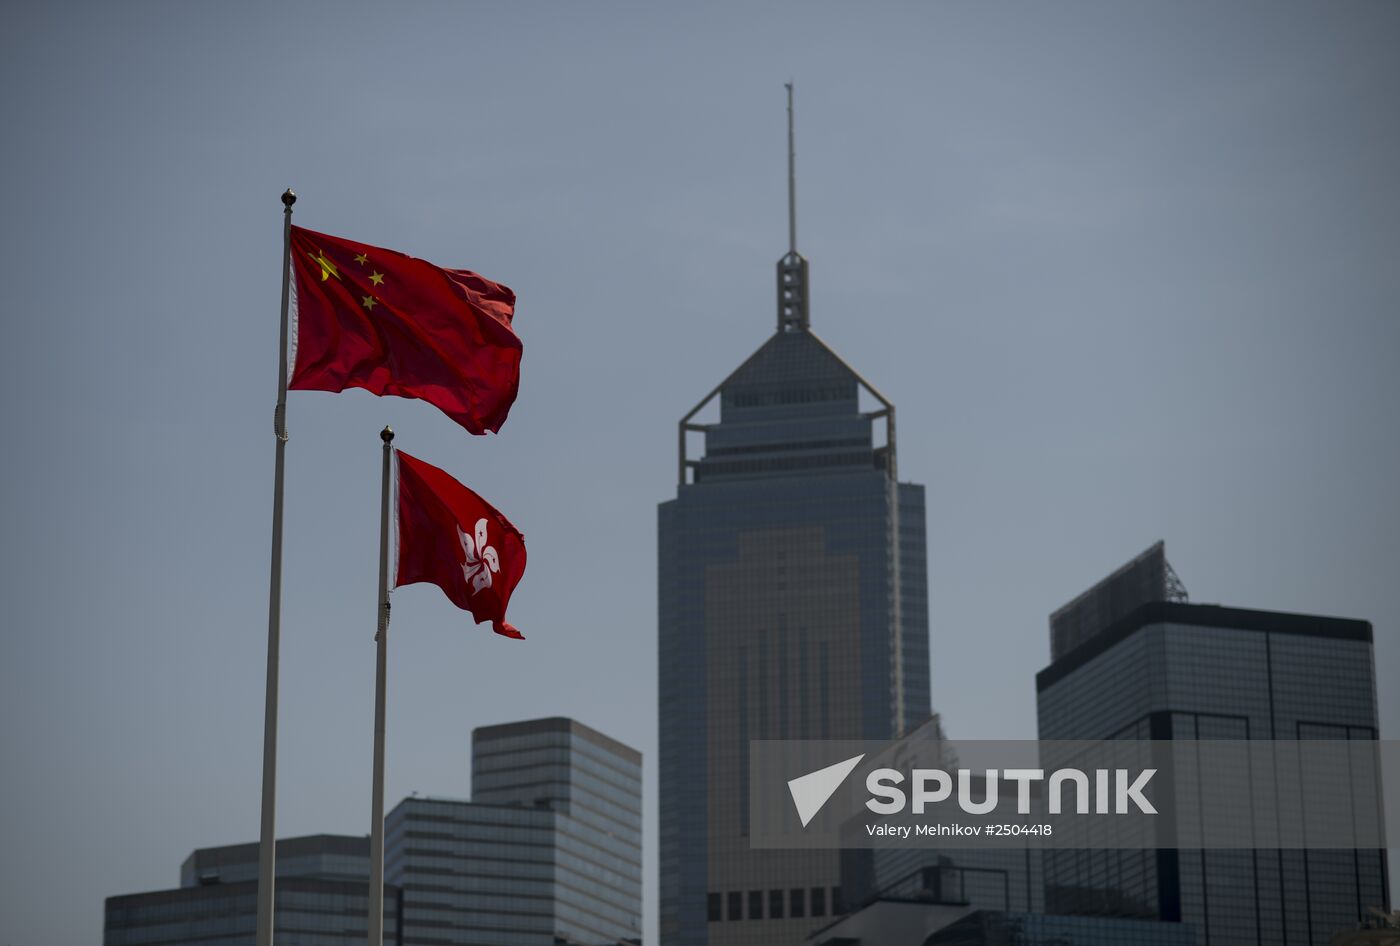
281, 189, 297, 208
381, 426, 395, 444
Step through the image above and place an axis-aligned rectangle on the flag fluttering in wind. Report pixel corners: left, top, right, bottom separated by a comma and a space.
256, 195, 529, 946
288, 226, 522, 435
394, 450, 527, 639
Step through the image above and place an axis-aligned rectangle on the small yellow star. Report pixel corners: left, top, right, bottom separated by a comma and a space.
308, 249, 340, 282
353, 253, 369, 266
369, 271, 385, 286
361, 295, 378, 310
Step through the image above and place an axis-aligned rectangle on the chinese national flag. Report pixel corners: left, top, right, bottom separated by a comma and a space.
288, 226, 521, 435
395, 450, 526, 639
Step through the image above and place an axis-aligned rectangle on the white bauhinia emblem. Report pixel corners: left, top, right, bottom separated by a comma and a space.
458, 518, 500, 595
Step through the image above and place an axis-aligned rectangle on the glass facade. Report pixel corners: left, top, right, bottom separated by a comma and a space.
386, 717, 642, 946
1036, 600, 1389, 945
104, 835, 397, 946
179, 834, 374, 888
926, 909, 1196, 946
659, 327, 931, 946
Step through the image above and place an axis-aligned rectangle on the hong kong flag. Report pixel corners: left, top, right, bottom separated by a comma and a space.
395, 450, 527, 639
288, 226, 521, 435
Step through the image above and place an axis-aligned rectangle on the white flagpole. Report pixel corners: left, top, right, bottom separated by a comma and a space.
255, 188, 296, 946
368, 426, 394, 946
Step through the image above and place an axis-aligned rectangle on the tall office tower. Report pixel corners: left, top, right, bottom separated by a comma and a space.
104, 834, 398, 946
658, 88, 931, 946
386, 717, 643, 946
1036, 542, 1390, 946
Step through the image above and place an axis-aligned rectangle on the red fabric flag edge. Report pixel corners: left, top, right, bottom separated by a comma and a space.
393, 450, 527, 640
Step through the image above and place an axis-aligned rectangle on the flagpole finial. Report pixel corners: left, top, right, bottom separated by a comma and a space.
381, 425, 395, 444
281, 189, 297, 208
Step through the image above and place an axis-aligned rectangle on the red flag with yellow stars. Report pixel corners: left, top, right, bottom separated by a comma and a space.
394, 450, 527, 639
288, 226, 521, 435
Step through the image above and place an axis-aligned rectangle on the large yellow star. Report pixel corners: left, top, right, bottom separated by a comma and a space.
369, 271, 385, 286
361, 295, 378, 310
308, 248, 340, 282
353, 253, 369, 266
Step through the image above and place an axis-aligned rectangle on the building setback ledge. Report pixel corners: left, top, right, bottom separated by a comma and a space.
1035, 601, 1372, 693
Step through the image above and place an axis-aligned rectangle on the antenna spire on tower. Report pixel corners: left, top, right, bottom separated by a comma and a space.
786, 81, 797, 255
777, 82, 810, 332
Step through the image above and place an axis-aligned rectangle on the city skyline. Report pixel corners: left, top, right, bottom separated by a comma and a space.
102, 716, 641, 946
3, 3, 1399, 945
104, 834, 402, 946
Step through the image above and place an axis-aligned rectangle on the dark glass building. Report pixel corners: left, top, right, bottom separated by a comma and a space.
658, 231, 931, 944
923, 909, 1197, 946
386, 717, 642, 946
1036, 543, 1390, 945
104, 834, 398, 946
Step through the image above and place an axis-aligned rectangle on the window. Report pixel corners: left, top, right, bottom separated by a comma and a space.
790, 888, 805, 917
832, 886, 844, 915
769, 889, 784, 919
748, 890, 763, 920
727, 891, 742, 921
810, 886, 826, 917
707, 893, 721, 922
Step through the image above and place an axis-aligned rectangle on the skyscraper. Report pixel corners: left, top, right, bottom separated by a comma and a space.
657, 88, 931, 946
1036, 542, 1390, 946
386, 717, 642, 946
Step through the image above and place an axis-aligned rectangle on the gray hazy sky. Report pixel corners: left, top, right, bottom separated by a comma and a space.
2, 3, 1398, 943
